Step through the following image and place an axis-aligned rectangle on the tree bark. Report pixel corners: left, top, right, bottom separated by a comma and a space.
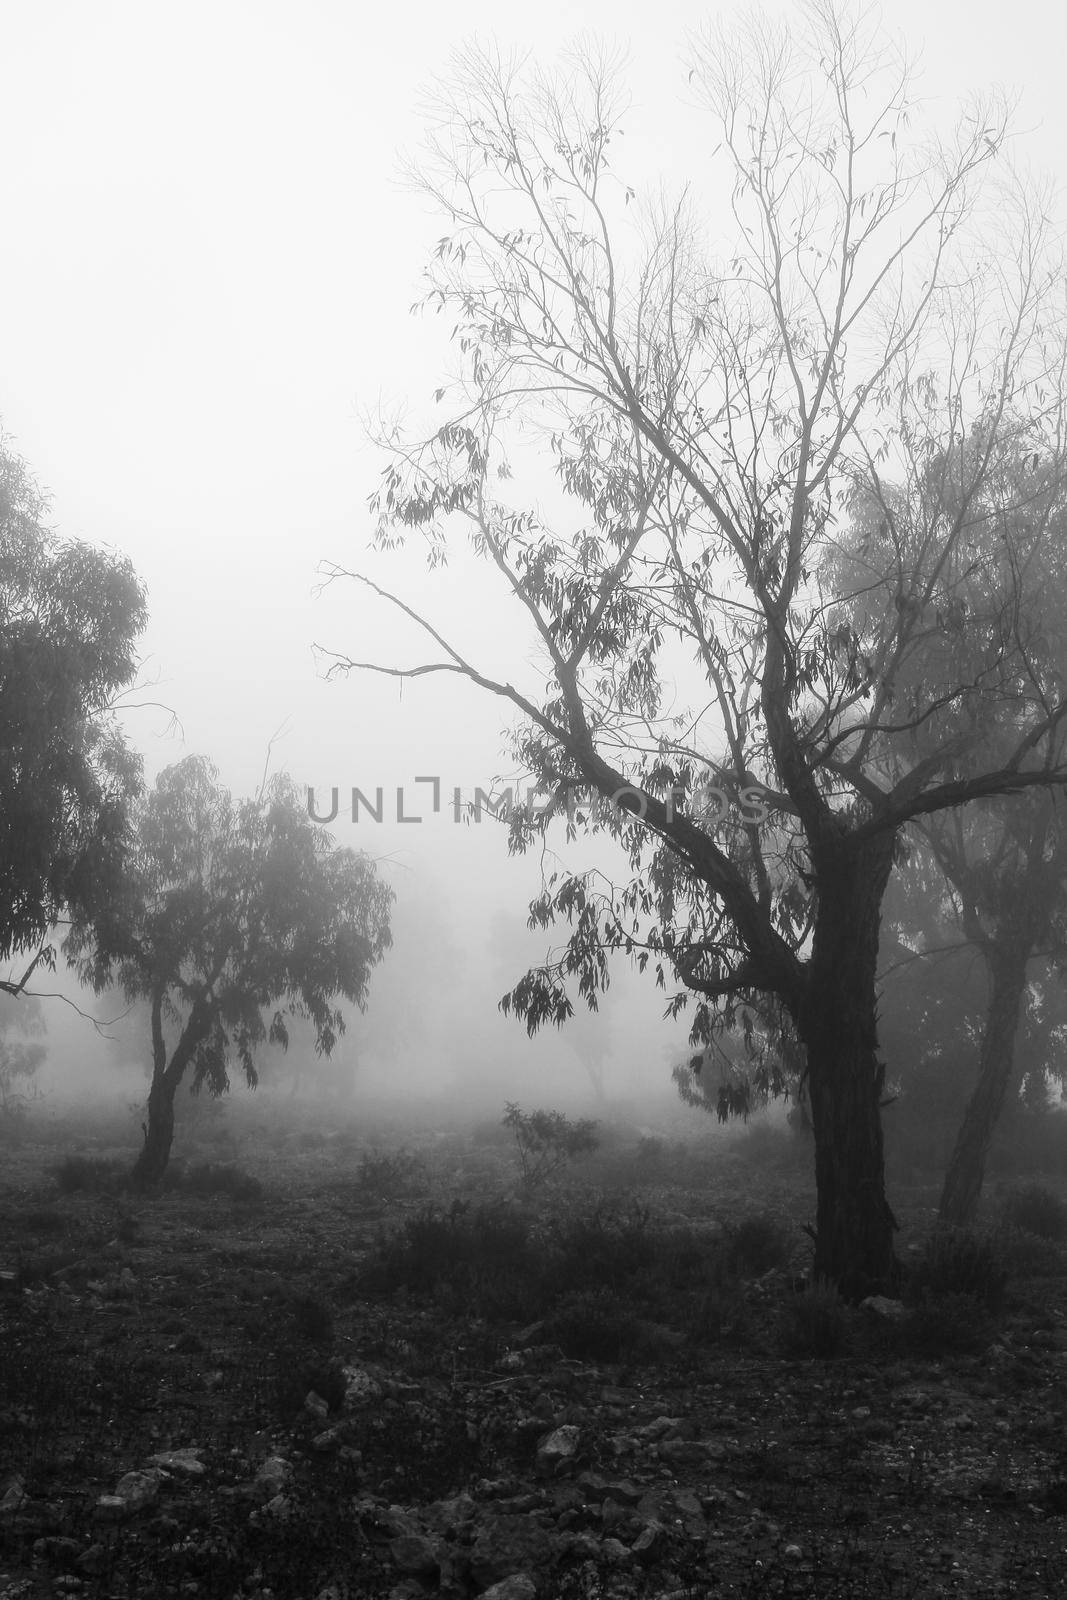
938, 947, 1030, 1227
796, 834, 899, 1298
131, 995, 211, 1189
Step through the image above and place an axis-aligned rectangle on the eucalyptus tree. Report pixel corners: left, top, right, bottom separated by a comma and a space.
0, 435, 145, 993
325, 4, 1067, 1291
66, 757, 393, 1186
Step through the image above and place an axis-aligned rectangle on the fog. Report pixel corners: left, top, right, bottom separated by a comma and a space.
2, 0, 1066, 1133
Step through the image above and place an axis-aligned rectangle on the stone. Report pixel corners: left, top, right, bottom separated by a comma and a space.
631, 1519, 666, 1562
536, 1425, 580, 1474
470, 1515, 555, 1587
860, 1295, 907, 1321
146, 1449, 206, 1478
479, 1577, 538, 1600
252, 1457, 293, 1500
111, 1471, 162, 1514
341, 1366, 382, 1405
305, 1391, 330, 1420
389, 1533, 440, 1578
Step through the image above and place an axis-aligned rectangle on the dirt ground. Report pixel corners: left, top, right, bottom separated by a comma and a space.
2, 1094, 1067, 1600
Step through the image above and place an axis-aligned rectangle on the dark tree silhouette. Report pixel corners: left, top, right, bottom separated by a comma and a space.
0, 435, 145, 993
324, 7, 1067, 1291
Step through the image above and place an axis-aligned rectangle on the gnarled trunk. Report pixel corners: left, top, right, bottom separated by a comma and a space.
938, 947, 1029, 1227
131, 993, 211, 1190
797, 834, 898, 1298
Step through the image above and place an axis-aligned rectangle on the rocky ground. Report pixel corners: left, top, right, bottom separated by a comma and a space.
2, 1098, 1067, 1599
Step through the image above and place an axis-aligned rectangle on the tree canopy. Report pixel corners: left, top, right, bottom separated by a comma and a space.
0, 436, 146, 990
66, 755, 394, 1184
326, 3, 1067, 1290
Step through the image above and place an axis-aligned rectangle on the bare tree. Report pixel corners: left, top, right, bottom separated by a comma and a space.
323, 3, 1067, 1292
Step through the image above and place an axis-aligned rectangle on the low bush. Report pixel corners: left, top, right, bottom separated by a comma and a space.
542, 1287, 646, 1361
906, 1226, 1007, 1310
779, 1282, 850, 1358
901, 1290, 996, 1355
999, 1183, 1067, 1242
724, 1212, 794, 1277
170, 1162, 264, 1201
355, 1147, 426, 1200
53, 1154, 124, 1195
503, 1103, 600, 1187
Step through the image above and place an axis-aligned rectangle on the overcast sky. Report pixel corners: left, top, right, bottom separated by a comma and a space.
2, 0, 1065, 1086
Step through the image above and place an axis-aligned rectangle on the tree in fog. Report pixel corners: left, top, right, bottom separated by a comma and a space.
0, 992, 47, 1120
879, 829, 1067, 1202
0, 436, 145, 994
326, 5, 1067, 1291
838, 447, 1067, 1221
66, 756, 393, 1186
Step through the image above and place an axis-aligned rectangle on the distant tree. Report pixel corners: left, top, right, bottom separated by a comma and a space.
0, 435, 146, 992
66, 756, 394, 1187
327, 10, 1067, 1292
0, 993, 47, 1120
836, 446, 1067, 1222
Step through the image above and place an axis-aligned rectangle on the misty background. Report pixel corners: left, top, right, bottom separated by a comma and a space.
3, 0, 1065, 1118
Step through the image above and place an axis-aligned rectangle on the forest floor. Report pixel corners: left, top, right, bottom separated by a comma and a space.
2, 1094, 1067, 1600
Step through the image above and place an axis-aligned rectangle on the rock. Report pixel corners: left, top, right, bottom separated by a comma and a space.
424, 1493, 476, 1535
536, 1425, 580, 1474
480, 1577, 538, 1600
636, 1416, 684, 1441
603, 1479, 642, 1505
252, 1457, 293, 1500
860, 1295, 907, 1321
0, 1475, 28, 1515
657, 1439, 707, 1466
94, 1497, 128, 1521
631, 1519, 666, 1562
305, 1391, 330, 1420
342, 1366, 382, 1405
32, 1536, 82, 1561
470, 1514, 555, 1587
389, 1533, 440, 1578
146, 1449, 206, 1478
111, 1471, 162, 1515
784, 1543, 803, 1560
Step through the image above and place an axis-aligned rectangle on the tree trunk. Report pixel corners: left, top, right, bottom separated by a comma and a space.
133, 1069, 178, 1189
131, 994, 211, 1190
938, 947, 1029, 1227
797, 834, 898, 1298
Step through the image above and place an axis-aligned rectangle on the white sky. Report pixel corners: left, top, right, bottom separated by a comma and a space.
2, 0, 1065, 1089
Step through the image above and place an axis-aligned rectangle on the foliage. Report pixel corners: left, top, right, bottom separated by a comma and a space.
65, 755, 394, 1183
999, 1184, 1067, 1242
502, 1102, 600, 1187
329, 5, 1067, 1290
165, 1162, 264, 1202
779, 1283, 851, 1359
541, 1286, 646, 1362
355, 1146, 427, 1200
724, 1212, 795, 1278
906, 1227, 1008, 1311
53, 1153, 125, 1195
0, 993, 47, 1119
0, 435, 145, 988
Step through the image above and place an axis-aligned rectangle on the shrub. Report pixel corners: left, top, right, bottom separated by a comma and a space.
902, 1291, 995, 1355
779, 1282, 850, 1358
172, 1162, 264, 1201
1000, 1184, 1067, 1242
502, 1103, 600, 1187
543, 1288, 645, 1361
724, 1212, 794, 1277
907, 1227, 1007, 1310
360, 1201, 540, 1319
53, 1154, 124, 1195
355, 1147, 426, 1200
